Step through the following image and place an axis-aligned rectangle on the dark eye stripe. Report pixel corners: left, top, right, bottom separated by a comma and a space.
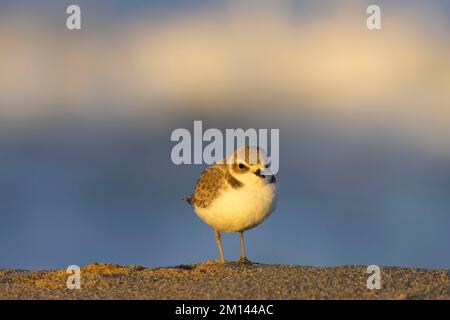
231, 163, 249, 173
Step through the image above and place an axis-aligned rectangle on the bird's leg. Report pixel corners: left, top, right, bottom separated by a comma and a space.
239, 231, 250, 263
215, 229, 225, 263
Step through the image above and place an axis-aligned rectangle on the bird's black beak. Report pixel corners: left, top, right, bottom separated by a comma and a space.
254, 169, 276, 183
254, 169, 264, 178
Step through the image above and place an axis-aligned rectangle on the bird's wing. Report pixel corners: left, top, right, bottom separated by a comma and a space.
188, 164, 228, 208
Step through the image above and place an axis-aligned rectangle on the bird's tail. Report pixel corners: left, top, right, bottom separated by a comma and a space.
183, 195, 193, 205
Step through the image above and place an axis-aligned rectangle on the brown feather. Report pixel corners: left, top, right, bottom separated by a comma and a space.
186, 163, 243, 208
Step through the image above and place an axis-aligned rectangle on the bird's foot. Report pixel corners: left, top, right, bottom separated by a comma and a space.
239, 256, 251, 264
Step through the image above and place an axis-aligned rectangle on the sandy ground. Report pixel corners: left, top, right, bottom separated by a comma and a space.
1, 261, 449, 299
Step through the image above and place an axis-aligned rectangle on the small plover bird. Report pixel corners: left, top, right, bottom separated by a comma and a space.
185, 146, 277, 263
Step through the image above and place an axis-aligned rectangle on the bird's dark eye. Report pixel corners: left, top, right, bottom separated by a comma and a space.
239, 163, 245, 169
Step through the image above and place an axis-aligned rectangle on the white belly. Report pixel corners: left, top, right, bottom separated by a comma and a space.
195, 183, 277, 232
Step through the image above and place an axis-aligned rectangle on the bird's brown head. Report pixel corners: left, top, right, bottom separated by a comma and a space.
228, 146, 276, 185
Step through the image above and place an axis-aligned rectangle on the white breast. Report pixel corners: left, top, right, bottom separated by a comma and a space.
195, 182, 277, 232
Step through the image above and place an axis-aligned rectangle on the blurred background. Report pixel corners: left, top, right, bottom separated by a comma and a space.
1, 0, 449, 269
